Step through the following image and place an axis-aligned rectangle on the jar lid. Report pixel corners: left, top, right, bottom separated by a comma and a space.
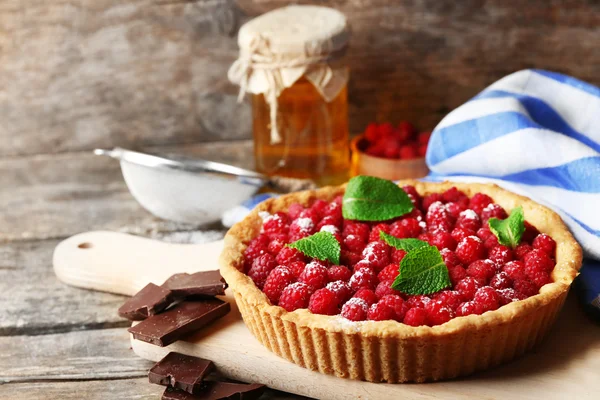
237, 5, 349, 57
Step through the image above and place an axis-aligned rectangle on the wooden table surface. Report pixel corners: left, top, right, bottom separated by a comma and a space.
0, 140, 308, 399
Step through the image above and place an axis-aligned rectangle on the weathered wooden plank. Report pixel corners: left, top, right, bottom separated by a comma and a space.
0, 329, 151, 382
0, 141, 252, 242
0, 230, 227, 335
1, 0, 599, 156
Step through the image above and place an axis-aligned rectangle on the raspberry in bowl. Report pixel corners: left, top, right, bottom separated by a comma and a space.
351, 121, 430, 180
220, 178, 582, 383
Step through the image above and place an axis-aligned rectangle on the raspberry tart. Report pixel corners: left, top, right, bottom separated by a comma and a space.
220, 178, 581, 383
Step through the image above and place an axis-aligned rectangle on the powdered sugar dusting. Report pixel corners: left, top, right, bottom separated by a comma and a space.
419, 221, 427, 229
460, 209, 478, 220
467, 235, 482, 243
258, 211, 271, 220
295, 217, 314, 231
320, 225, 339, 234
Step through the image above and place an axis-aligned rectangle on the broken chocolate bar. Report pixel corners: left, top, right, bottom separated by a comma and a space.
118, 283, 173, 321
128, 299, 230, 346
163, 271, 227, 297
149, 352, 214, 394
162, 382, 265, 400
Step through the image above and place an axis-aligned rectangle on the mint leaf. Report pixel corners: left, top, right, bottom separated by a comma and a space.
488, 206, 525, 249
287, 231, 340, 265
380, 232, 428, 252
342, 176, 414, 221
391, 245, 451, 295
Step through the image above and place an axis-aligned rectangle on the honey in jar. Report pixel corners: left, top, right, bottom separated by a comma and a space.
228, 5, 351, 186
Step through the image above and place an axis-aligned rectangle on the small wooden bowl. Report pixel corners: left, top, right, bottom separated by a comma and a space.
350, 135, 429, 180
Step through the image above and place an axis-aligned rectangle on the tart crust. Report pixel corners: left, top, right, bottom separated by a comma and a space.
219, 181, 582, 383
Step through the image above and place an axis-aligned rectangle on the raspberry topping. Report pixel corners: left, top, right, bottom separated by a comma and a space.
244, 187, 557, 326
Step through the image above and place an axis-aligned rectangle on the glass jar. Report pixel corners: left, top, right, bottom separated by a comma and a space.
228, 5, 351, 186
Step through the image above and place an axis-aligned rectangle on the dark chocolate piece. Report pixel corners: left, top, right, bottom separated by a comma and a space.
128, 299, 230, 346
163, 271, 227, 297
162, 382, 265, 400
149, 352, 214, 394
118, 283, 173, 321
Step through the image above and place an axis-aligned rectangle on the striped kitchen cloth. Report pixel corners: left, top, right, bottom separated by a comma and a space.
425, 69, 600, 317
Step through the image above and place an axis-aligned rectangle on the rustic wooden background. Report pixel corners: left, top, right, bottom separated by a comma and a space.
1, 0, 599, 398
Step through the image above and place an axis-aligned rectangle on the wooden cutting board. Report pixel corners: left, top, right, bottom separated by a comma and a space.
53, 231, 600, 400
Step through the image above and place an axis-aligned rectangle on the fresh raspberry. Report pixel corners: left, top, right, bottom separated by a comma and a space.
298, 208, 319, 224
398, 121, 416, 140
340, 250, 362, 267
308, 288, 339, 315
426, 201, 453, 232
489, 272, 512, 290
369, 223, 390, 242
343, 234, 366, 253
444, 202, 464, 219
406, 294, 431, 309
442, 187, 468, 203
497, 288, 527, 305
466, 259, 496, 284
364, 122, 379, 142
275, 247, 304, 265
327, 265, 351, 282
262, 212, 289, 237
448, 266, 467, 286
429, 231, 457, 251
532, 234, 557, 258
473, 286, 500, 312
402, 185, 422, 208
353, 288, 378, 306
368, 301, 396, 321
418, 232, 431, 243
455, 277, 483, 301
319, 226, 341, 243
289, 217, 316, 241
476, 227, 494, 241
387, 251, 405, 267
248, 253, 277, 289
378, 264, 400, 281
341, 298, 368, 321
456, 301, 483, 317
523, 221, 540, 243
528, 270, 551, 289
422, 193, 444, 211
243, 235, 270, 265
418, 131, 431, 145
389, 218, 422, 238
468, 193, 493, 214
379, 122, 395, 137
310, 199, 329, 218
379, 295, 407, 321
483, 234, 500, 249
433, 290, 461, 309
403, 307, 427, 326
375, 279, 397, 299
325, 280, 352, 304
455, 209, 481, 232
514, 243, 534, 260
502, 261, 527, 281
267, 238, 286, 255
298, 261, 329, 290
349, 267, 378, 291
342, 221, 370, 242
455, 236, 486, 265
523, 249, 555, 274
263, 266, 295, 304
513, 279, 538, 297
399, 145, 418, 159
480, 203, 507, 223
404, 207, 424, 221
316, 216, 342, 232
287, 261, 306, 278
425, 300, 455, 325
278, 282, 312, 312
323, 200, 342, 219
361, 241, 390, 270
451, 227, 476, 244
287, 203, 304, 220
440, 248, 461, 268
488, 245, 513, 266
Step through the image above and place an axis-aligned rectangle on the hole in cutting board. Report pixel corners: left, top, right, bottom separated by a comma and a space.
78, 242, 93, 249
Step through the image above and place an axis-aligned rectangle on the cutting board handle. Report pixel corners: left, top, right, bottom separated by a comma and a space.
53, 231, 224, 296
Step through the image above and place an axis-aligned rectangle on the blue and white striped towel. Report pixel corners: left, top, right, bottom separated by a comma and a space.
223, 69, 600, 317
426, 69, 600, 317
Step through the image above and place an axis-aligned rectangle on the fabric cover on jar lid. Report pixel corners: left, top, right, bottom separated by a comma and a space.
228, 5, 350, 143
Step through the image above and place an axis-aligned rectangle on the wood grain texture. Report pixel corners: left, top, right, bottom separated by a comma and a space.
2, 0, 599, 156
0, 141, 251, 242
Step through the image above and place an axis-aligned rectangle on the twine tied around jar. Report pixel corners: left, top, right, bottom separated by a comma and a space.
228, 5, 350, 144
